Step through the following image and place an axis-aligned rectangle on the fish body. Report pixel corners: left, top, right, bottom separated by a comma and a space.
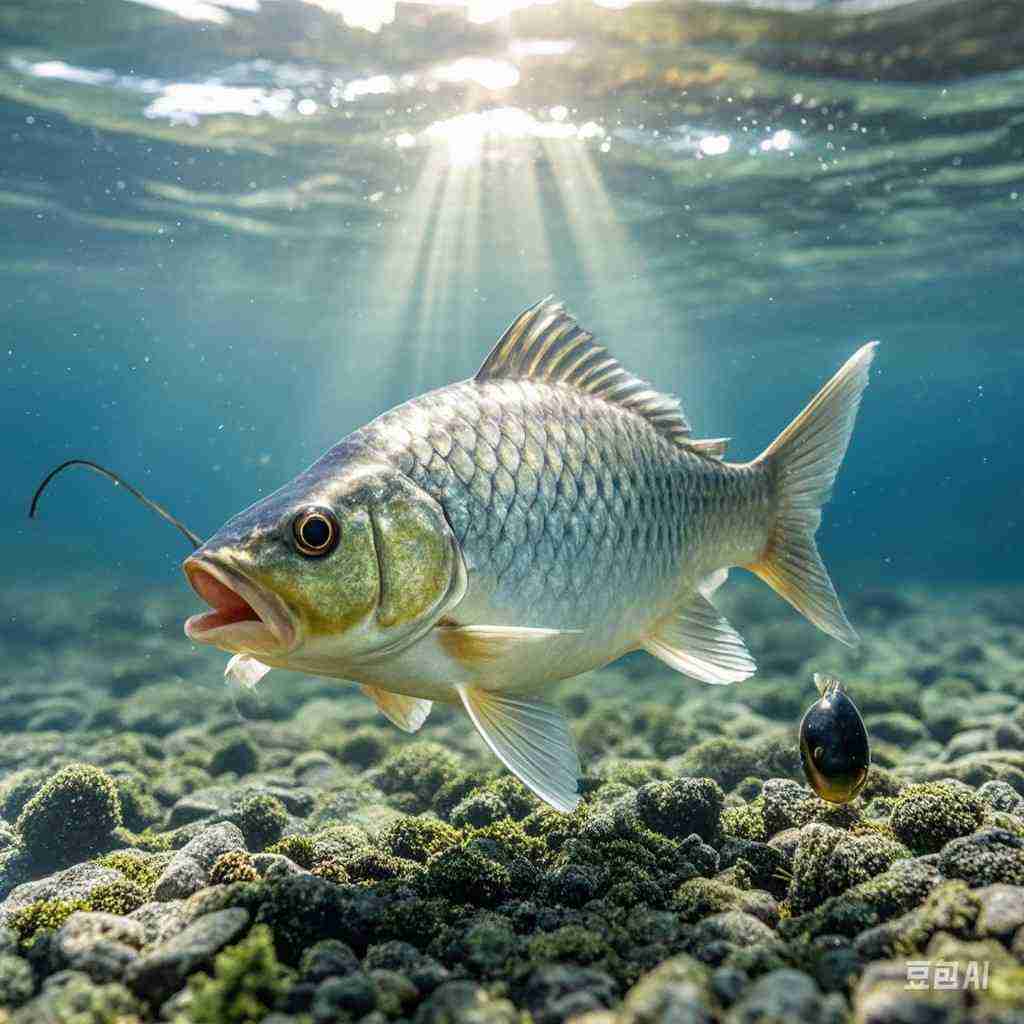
800, 673, 871, 803
184, 298, 877, 810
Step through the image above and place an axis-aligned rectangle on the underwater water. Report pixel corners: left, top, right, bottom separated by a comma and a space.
2, 1, 1024, 1021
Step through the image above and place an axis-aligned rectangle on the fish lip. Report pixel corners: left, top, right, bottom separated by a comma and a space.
183, 555, 298, 654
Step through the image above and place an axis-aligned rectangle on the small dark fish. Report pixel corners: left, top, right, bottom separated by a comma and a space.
799, 673, 870, 803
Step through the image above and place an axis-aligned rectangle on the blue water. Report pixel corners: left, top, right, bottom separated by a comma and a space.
2, 0, 1022, 598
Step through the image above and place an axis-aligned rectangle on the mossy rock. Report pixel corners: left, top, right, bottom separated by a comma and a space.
15, 764, 122, 868
890, 782, 985, 854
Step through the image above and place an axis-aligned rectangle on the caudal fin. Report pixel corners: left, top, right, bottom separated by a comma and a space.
747, 342, 878, 646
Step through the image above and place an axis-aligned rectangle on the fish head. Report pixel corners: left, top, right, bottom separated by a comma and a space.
183, 457, 466, 668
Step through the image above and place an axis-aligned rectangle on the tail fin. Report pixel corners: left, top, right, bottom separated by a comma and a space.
747, 342, 878, 646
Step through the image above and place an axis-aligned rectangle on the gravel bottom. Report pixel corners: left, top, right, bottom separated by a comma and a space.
0, 577, 1022, 1023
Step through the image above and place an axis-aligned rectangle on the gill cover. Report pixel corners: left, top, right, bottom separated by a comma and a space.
368, 469, 467, 653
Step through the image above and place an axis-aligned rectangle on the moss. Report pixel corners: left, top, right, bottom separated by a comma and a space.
112, 775, 162, 832
0, 953, 33, 1009
333, 726, 388, 768
370, 742, 463, 809
311, 856, 351, 884
15, 974, 141, 1024
313, 824, 373, 860
676, 738, 759, 791
461, 818, 548, 865
94, 851, 164, 893
418, 845, 513, 908
378, 816, 458, 863
88, 879, 148, 915
345, 849, 422, 884
589, 759, 668, 790
0, 769, 47, 823
299, 937, 360, 982
237, 792, 289, 850
187, 924, 293, 1023
720, 800, 767, 843
432, 770, 494, 819
209, 733, 260, 776
211, 850, 260, 885
890, 782, 986, 854
672, 878, 747, 924
780, 859, 939, 940
521, 804, 589, 855
15, 764, 122, 867
525, 925, 625, 983
449, 789, 511, 829
635, 777, 724, 840
788, 824, 911, 914
265, 834, 317, 869
9, 898, 91, 944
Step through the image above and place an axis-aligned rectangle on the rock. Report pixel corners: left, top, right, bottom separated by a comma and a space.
976, 780, 1024, 816
620, 955, 714, 1024
0, 953, 34, 1009
312, 972, 377, 1023
252, 852, 306, 879
939, 828, 1024, 886
152, 822, 246, 899
0, 863, 123, 925
152, 855, 206, 901
128, 899, 190, 946
55, 911, 145, 982
124, 907, 251, 1003
513, 965, 618, 1024
974, 883, 1024, 938
855, 959, 968, 1023
725, 968, 823, 1024
11, 972, 142, 1023
413, 979, 521, 1024
299, 938, 361, 984
685, 911, 778, 961
635, 777, 724, 841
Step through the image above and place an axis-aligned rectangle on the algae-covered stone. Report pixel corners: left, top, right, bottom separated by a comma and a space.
512, 964, 617, 1024
369, 742, 462, 810
939, 827, 1024, 886
299, 938, 360, 983
10, 972, 142, 1024
619, 954, 714, 1024
14, 765, 122, 868
890, 781, 985, 854
377, 816, 458, 863
0, 952, 33, 1008
237, 792, 289, 850
788, 823, 910, 914
635, 777, 724, 841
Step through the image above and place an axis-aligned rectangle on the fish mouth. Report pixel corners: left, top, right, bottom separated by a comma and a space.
183, 556, 297, 655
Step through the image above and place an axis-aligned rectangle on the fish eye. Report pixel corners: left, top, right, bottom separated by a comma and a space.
813, 745, 825, 764
292, 508, 339, 557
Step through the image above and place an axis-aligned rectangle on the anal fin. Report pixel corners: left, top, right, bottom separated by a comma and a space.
457, 685, 581, 812
643, 589, 756, 685
361, 685, 432, 733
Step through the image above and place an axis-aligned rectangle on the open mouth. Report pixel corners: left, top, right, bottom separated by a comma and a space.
183, 556, 296, 654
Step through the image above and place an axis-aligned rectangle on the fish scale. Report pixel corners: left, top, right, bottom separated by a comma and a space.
354, 377, 695, 626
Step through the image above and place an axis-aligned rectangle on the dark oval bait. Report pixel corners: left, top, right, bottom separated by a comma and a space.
799, 673, 870, 803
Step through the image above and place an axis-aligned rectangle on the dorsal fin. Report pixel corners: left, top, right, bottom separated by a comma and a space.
476, 297, 697, 449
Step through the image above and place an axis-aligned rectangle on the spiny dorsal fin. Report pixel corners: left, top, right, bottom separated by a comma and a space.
476, 297, 696, 449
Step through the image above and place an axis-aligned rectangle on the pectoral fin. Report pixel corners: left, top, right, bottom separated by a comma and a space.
643, 590, 756, 685
457, 685, 581, 812
436, 623, 579, 668
224, 654, 272, 690
361, 685, 433, 733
